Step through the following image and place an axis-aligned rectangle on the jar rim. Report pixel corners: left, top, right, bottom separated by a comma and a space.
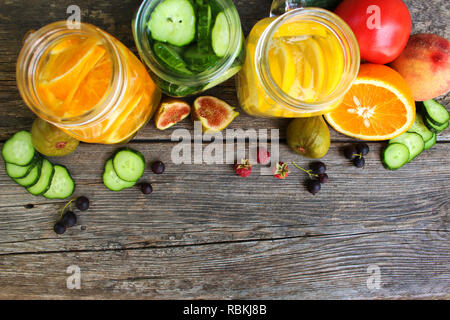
255, 7, 360, 111
132, 0, 243, 87
16, 21, 125, 127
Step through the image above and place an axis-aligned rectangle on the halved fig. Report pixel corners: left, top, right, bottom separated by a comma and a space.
154, 98, 191, 130
193, 96, 239, 133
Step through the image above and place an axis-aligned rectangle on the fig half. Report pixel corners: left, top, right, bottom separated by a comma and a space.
154, 98, 191, 130
192, 96, 239, 133
31, 118, 79, 157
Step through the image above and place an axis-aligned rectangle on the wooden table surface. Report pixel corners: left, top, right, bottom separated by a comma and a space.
0, 0, 449, 299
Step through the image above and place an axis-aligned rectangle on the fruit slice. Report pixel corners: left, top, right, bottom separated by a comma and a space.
14, 159, 43, 188
153, 42, 192, 74
103, 159, 136, 191
43, 165, 75, 199
27, 159, 54, 196
193, 96, 239, 132
1, 131, 35, 166
422, 99, 449, 126
274, 21, 328, 38
324, 64, 416, 141
148, 0, 196, 47
31, 118, 79, 157
382, 143, 410, 170
389, 132, 424, 162
112, 148, 146, 182
154, 98, 191, 130
5, 158, 36, 179
211, 12, 229, 57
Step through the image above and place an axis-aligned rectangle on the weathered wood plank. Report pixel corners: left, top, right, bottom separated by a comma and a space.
0, 230, 448, 299
0, 0, 448, 141
0, 142, 448, 255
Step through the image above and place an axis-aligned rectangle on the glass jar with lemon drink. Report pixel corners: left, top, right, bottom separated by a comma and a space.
237, 8, 360, 118
17, 22, 161, 144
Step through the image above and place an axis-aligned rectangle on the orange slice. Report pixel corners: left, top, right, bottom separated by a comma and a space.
324, 64, 416, 141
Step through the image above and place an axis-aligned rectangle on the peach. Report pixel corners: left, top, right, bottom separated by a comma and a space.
390, 33, 450, 101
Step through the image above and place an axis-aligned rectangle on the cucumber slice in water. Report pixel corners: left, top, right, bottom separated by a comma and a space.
422, 99, 449, 126
154, 42, 192, 74
389, 132, 424, 162
1, 131, 35, 166
14, 159, 42, 188
103, 159, 136, 191
407, 113, 434, 143
27, 159, 54, 196
43, 165, 75, 199
211, 12, 230, 57
197, 4, 212, 52
112, 148, 146, 182
383, 143, 410, 170
148, 0, 196, 47
184, 45, 218, 72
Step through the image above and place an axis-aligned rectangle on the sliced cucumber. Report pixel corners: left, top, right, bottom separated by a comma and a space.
422, 99, 449, 126
407, 113, 434, 143
27, 159, 54, 196
382, 143, 410, 170
148, 0, 196, 47
103, 159, 136, 191
112, 148, 146, 182
211, 12, 230, 57
43, 165, 75, 199
153, 42, 192, 75
424, 132, 437, 150
389, 132, 424, 162
197, 4, 212, 52
184, 45, 218, 72
424, 116, 449, 134
6, 161, 34, 179
1, 131, 35, 166
14, 159, 42, 188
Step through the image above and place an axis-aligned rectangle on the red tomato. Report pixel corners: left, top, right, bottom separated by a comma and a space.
335, 0, 412, 64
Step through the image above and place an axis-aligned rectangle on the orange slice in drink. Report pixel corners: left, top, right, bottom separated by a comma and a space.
324, 64, 416, 141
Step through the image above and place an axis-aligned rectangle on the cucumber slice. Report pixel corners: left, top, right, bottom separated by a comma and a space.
112, 148, 146, 182
211, 12, 230, 57
43, 165, 75, 199
1, 131, 35, 166
14, 159, 42, 188
153, 42, 192, 75
27, 159, 54, 196
103, 159, 136, 191
407, 113, 434, 143
148, 0, 196, 47
424, 116, 449, 134
424, 132, 437, 150
382, 143, 410, 170
423, 100, 449, 126
6, 162, 34, 179
197, 4, 212, 52
389, 132, 424, 162
184, 45, 218, 72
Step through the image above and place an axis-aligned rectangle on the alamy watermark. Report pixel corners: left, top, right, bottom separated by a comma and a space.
66, 265, 81, 289
366, 264, 381, 290
66, 5, 81, 29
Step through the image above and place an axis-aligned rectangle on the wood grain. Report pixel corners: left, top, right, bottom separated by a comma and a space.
0, 0, 449, 299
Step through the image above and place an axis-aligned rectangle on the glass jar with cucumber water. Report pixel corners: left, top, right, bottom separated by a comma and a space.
133, 0, 244, 97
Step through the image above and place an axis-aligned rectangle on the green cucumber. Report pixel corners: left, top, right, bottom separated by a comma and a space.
422, 99, 449, 126
424, 116, 449, 134
153, 41, 192, 75
6, 161, 34, 179
148, 0, 196, 47
112, 148, 146, 182
184, 45, 218, 72
407, 113, 434, 143
1, 131, 35, 166
382, 143, 410, 170
211, 12, 229, 57
103, 159, 136, 191
389, 132, 424, 162
197, 4, 212, 52
43, 165, 75, 199
424, 133, 437, 150
14, 159, 43, 188
27, 159, 54, 196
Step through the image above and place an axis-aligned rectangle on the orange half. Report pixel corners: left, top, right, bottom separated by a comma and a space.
324, 64, 416, 141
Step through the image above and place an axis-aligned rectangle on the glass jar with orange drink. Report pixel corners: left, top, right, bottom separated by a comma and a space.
237, 8, 360, 118
16, 21, 161, 144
